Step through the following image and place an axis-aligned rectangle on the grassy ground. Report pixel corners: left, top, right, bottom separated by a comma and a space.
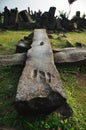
50, 30, 86, 48
0, 30, 31, 54
0, 30, 86, 130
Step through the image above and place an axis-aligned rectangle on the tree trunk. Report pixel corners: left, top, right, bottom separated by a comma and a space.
15, 29, 73, 118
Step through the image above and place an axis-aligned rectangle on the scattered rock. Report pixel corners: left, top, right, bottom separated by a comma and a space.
48, 34, 54, 39
59, 33, 67, 38
16, 40, 31, 53
75, 42, 82, 47
16, 33, 33, 53
66, 40, 73, 47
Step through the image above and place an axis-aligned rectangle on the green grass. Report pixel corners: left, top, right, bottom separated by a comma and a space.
50, 34, 68, 49
0, 30, 86, 130
0, 30, 31, 54
0, 66, 23, 127
66, 31, 86, 46
57, 66, 86, 130
50, 30, 86, 49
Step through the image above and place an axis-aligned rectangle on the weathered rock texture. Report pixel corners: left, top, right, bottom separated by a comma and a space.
53, 47, 86, 65
53, 47, 86, 64
15, 29, 72, 118
0, 48, 86, 67
0, 53, 26, 66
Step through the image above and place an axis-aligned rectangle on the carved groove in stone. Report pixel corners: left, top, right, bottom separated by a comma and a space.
33, 69, 37, 78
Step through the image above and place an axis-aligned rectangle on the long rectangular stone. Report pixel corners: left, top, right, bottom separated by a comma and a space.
15, 29, 72, 118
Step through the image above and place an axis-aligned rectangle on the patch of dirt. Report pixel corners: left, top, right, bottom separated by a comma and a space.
75, 73, 86, 87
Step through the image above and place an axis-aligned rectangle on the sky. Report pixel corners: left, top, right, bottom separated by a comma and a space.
0, 0, 86, 19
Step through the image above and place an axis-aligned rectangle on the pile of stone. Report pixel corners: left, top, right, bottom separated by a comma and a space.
0, 6, 34, 29
0, 6, 86, 31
